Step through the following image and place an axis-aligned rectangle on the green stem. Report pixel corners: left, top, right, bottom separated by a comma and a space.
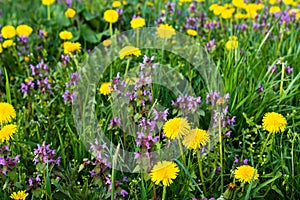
218, 114, 223, 193
136, 28, 139, 47
47, 5, 50, 20
279, 61, 285, 98
124, 57, 131, 78
259, 133, 272, 165
178, 140, 185, 166
111, 144, 120, 200
109, 23, 113, 38
3, 68, 11, 104
162, 185, 167, 200
197, 152, 207, 196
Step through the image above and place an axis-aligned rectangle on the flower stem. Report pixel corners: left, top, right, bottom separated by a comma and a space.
197, 152, 207, 196
136, 28, 139, 47
259, 132, 272, 165
162, 185, 167, 200
280, 61, 285, 98
178, 140, 185, 166
109, 23, 113, 38
124, 57, 131, 78
47, 5, 51, 20
218, 114, 223, 193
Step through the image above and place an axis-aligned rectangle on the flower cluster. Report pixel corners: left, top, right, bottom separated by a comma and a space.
33, 141, 61, 166
63, 71, 80, 103
171, 94, 201, 114
0, 145, 20, 175
0, 103, 17, 143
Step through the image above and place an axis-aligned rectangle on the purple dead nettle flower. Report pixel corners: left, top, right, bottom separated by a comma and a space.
188, 2, 197, 14
0, 153, 20, 175
206, 39, 215, 51
152, 108, 169, 122
64, 71, 80, 103
285, 66, 293, 74
28, 174, 42, 187
258, 84, 264, 93
33, 141, 61, 166
21, 80, 35, 95
268, 64, 278, 74
109, 117, 121, 128
104, 176, 129, 198
172, 94, 201, 113
61, 54, 70, 65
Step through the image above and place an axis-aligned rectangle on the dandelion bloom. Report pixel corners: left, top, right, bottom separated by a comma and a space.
232, 0, 246, 8
16, 25, 33, 37
157, 24, 176, 39
147, 2, 154, 7
41, 0, 55, 6
262, 112, 287, 133
269, 6, 280, 14
186, 29, 197, 36
0, 44, 3, 53
65, 8, 76, 18
10, 190, 29, 200
163, 117, 190, 139
225, 36, 238, 50
283, 0, 293, 5
103, 9, 119, 23
59, 31, 73, 40
183, 129, 209, 150
234, 165, 259, 184
123, 0, 128, 5
150, 161, 180, 186
63, 41, 81, 54
103, 39, 112, 47
221, 8, 235, 19
100, 82, 112, 95
1, 25, 16, 39
0, 102, 16, 124
2, 40, 16, 48
112, 1, 122, 8
119, 46, 141, 59
0, 124, 17, 142
130, 17, 146, 29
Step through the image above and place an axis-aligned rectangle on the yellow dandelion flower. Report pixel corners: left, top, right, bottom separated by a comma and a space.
104, 9, 119, 23
270, 6, 280, 13
150, 161, 180, 186
269, 0, 277, 4
234, 165, 259, 184
130, 17, 146, 29
103, 39, 112, 47
235, 13, 248, 19
59, 31, 73, 40
0, 124, 17, 142
10, 190, 28, 200
186, 29, 197, 36
232, 0, 246, 8
112, 1, 122, 8
221, 8, 235, 19
41, 0, 55, 6
100, 82, 112, 95
1, 25, 16, 39
283, 0, 294, 5
262, 112, 287, 133
288, 8, 299, 15
16, 25, 33, 37
213, 6, 225, 16
209, 4, 218, 11
123, 0, 128, 5
156, 24, 176, 39
65, 8, 76, 18
63, 41, 81, 54
182, 129, 210, 150
147, 2, 154, 7
0, 102, 16, 124
2, 40, 16, 48
225, 36, 238, 50
163, 117, 190, 139
0, 44, 3, 53
119, 46, 141, 60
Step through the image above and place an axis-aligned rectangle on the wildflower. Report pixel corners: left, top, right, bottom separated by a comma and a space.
270, 6, 280, 14
225, 36, 238, 50
103, 39, 112, 47
0, 124, 17, 142
103, 9, 119, 23
100, 82, 112, 95
10, 190, 28, 200
232, 0, 246, 8
33, 141, 61, 165
186, 29, 197, 36
1, 25, 16, 39
119, 46, 141, 59
182, 128, 210, 150
221, 8, 235, 19
283, 0, 293, 5
16, 25, 33, 37
156, 24, 176, 39
123, 0, 128, 5
2, 40, 15, 48
163, 117, 190, 139
285, 66, 293, 74
0, 44, 2, 53
59, 31, 73, 40
41, 0, 55, 5
0, 102, 16, 124
65, 8, 76, 18
130, 17, 146, 28
150, 161, 180, 186
147, 2, 154, 7
62, 41, 81, 54
112, 1, 122, 8
262, 112, 287, 133
269, 0, 277, 4
234, 165, 259, 184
